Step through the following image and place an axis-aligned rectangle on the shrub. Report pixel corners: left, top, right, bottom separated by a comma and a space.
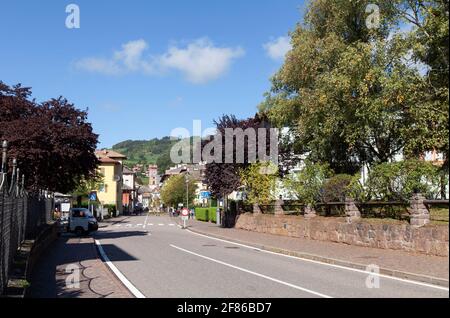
322, 174, 366, 202
195, 207, 217, 222
283, 161, 333, 206
366, 159, 443, 201
322, 174, 353, 202
104, 204, 117, 217
239, 162, 278, 205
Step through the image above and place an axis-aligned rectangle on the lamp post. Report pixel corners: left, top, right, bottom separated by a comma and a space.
185, 172, 190, 209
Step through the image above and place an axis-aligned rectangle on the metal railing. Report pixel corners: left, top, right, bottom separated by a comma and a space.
0, 141, 53, 295
248, 199, 449, 222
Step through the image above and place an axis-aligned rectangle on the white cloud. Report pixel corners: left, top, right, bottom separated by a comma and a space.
263, 36, 292, 61
158, 38, 244, 84
75, 39, 155, 76
74, 38, 244, 84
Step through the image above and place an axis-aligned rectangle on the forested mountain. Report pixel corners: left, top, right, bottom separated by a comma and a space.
112, 137, 178, 174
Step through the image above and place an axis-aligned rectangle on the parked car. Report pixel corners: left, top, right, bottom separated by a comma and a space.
66, 208, 99, 236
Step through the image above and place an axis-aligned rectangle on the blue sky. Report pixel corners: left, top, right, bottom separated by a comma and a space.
0, 0, 306, 148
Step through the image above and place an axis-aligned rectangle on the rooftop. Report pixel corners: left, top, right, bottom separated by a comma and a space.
96, 149, 127, 160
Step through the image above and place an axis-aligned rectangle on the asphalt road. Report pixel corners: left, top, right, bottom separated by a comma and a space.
94, 215, 449, 298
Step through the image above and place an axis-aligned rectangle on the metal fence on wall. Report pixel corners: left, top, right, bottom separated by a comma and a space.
0, 141, 53, 295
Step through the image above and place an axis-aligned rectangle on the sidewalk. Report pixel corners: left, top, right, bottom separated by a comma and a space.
28, 233, 133, 298
186, 219, 449, 286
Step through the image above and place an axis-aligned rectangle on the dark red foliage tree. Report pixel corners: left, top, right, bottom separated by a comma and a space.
203, 113, 275, 200
0, 81, 99, 193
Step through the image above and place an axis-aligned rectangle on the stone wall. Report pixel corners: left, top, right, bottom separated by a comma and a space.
235, 213, 449, 257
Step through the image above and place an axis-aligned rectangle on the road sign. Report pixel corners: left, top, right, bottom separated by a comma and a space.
89, 192, 97, 201
181, 208, 189, 229
200, 191, 211, 199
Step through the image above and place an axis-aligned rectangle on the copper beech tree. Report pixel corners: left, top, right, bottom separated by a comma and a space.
0, 81, 99, 193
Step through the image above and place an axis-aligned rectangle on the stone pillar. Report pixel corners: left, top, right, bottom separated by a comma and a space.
408, 193, 430, 227
304, 204, 317, 219
345, 197, 361, 223
252, 203, 261, 215
274, 198, 284, 216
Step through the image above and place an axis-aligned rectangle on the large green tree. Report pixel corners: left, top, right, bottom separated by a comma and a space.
260, 0, 449, 172
160, 174, 197, 208
396, 0, 449, 162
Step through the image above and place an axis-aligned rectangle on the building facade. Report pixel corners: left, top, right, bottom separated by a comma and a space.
95, 149, 127, 215
148, 164, 160, 189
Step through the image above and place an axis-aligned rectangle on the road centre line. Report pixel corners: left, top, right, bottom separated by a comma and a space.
143, 213, 150, 229
186, 229, 449, 291
170, 244, 331, 298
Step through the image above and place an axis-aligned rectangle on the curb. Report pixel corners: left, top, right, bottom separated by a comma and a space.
187, 226, 449, 288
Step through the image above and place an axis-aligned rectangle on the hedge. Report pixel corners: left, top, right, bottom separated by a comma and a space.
195, 207, 217, 223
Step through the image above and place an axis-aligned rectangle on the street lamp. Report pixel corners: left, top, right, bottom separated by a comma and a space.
185, 172, 190, 209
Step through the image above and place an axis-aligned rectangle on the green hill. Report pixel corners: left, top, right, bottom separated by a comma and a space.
112, 137, 178, 175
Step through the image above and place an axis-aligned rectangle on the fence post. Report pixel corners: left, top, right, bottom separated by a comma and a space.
304, 204, 317, 219
345, 197, 361, 223
252, 203, 261, 215
408, 193, 430, 227
1, 141, 7, 174
274, 197, 284, 216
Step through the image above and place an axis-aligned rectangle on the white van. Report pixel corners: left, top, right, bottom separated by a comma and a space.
67, 208, 99, 236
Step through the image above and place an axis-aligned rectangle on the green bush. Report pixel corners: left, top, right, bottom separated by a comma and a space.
322, 174, 353, 202
366, 159, 443, 201
322, 174, 366, 202
195, 207, 217, 222
283, 161, 333, 206
104, 204, 117, 217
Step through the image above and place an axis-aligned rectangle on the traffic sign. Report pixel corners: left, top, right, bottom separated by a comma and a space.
181, 208, 189, 228
181, 208, 189, 217
89, 192, 97, 201
200, 191, 211, 199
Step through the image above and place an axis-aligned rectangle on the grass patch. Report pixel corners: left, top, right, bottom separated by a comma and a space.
430, 207, 449, 225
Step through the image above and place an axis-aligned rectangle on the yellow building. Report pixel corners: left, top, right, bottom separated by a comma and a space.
95, 150, 127, 215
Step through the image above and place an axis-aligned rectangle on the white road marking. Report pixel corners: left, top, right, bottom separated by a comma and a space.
169, 224, 175, 226
137, 224, 143, 226
170, 244, 331, 298
95, 240, 146, 298
126, 224, 132, 227
148, 223, 154, 226
158, 224, 164, 226
114, 225, 122, 227
143, 213, 150, 229
186, 229, 449, 291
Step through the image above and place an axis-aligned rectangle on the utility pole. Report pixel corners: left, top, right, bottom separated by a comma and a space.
185, 172, 189, 209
